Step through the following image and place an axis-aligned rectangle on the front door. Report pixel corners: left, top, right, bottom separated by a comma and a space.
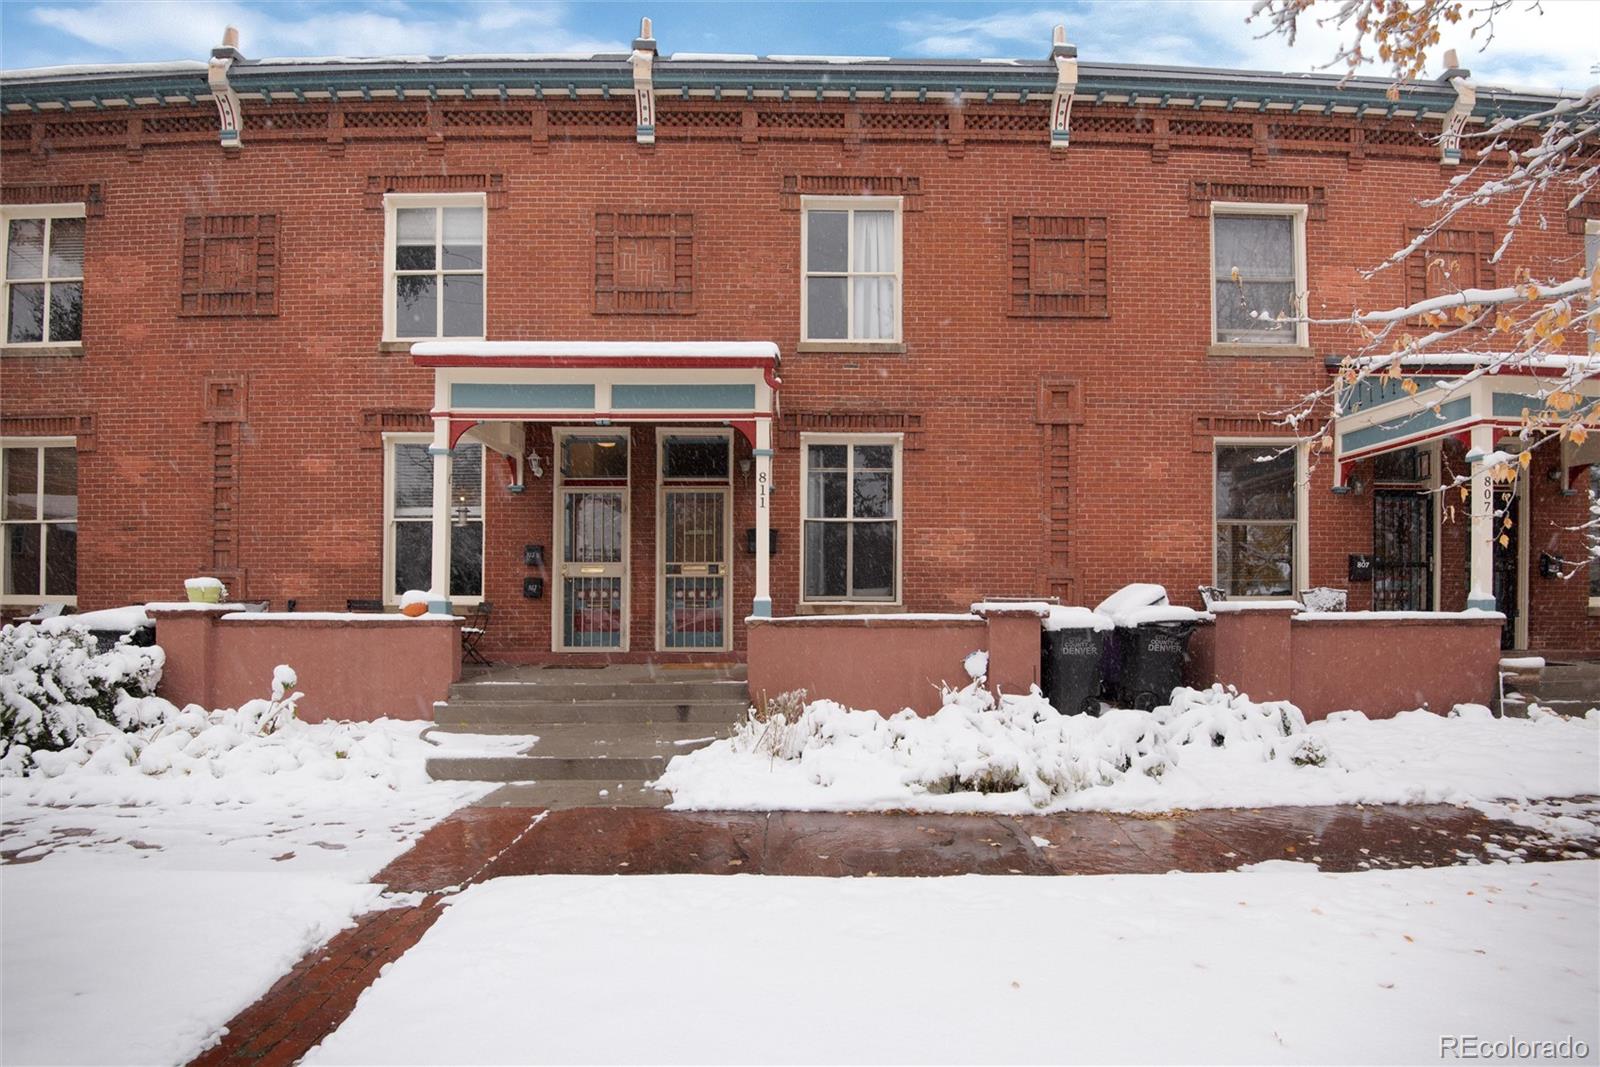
1373, 490, 1433, 611
555, 431, 629, 651
658, 432, 732, 651
1492, 486, 1519, 650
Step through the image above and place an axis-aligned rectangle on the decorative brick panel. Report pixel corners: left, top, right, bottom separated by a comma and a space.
1036, 380, 1081, 607
779, 411, 924, 451
0, 413, 95, 451
1010, 217, 1109, 318
1189, 180, 1327, 221
1191, 414, 1302, 452
780, 174, 923, 211
2, 181, 105, 216
594, 212, 694, 315
359, 410, 431, 449
362, 174, 507, 210
1568, 197, 1600, 235
180, 215, 279, 317
1404, 228, 1496, 313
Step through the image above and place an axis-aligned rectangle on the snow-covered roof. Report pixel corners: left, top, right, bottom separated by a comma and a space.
410, 341, 779, 360
1342, 353, 1600, 373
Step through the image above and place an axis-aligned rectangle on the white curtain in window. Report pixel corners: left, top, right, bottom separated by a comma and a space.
852, 211, 895, 339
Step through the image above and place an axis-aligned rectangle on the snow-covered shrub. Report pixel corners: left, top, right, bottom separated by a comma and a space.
0, 622, 165, 765
681, 682, 1331, 808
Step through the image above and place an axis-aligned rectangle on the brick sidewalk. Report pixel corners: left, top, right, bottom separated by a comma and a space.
190, 801, 1600, 1063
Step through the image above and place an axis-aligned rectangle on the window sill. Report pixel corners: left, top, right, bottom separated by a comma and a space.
794, 341, 906, 356
1, 344, 83, 359
379, 341, 417, 354
1207, 343, 1315, 359
794, 601, 905, 615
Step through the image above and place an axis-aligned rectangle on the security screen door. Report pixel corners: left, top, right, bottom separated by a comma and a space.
659, 433, 731, 650
557, 432, 629, 651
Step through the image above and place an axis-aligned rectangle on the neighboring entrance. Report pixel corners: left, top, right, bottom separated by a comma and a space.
1372, 490, 1433, 611
555, 430, 630, 651
658, 431, 732, 651
1492, 486, 1519, 651
1371, 448, 1434, 612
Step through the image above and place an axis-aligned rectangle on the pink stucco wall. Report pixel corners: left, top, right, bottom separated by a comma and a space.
1189, 607, 1503, 720
149, 607, 461, 721
749, 614, 1006, 716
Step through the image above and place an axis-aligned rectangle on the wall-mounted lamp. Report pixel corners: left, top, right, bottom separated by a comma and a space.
738, 457, 753, 477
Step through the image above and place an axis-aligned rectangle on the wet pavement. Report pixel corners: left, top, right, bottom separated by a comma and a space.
378, 801, 1600, 887
193, 799, 1600, 1065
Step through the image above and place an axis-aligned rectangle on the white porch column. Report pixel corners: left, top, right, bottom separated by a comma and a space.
428, 418, 453, 615
752, 417, 773, 619
1467, 424, 1497, 613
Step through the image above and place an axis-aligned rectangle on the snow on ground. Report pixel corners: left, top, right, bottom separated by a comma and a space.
307, 862, 1600, 1065
1, 868, 381, 1067
656, 685, 1600, 815
1, 716, 504, 1065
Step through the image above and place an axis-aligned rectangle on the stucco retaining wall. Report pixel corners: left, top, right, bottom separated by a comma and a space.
747, 609, 1043, 716
148, 606, 461, 722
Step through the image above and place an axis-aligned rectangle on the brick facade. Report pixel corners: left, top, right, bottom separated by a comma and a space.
2, 60, 1594, 657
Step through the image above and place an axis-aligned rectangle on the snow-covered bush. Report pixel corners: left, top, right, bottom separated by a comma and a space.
672, 683, 1330, 808
0, 622, 165, 765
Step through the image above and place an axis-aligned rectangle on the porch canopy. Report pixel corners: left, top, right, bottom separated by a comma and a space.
411, 340, 782, 618
1329, 353, 1600, 611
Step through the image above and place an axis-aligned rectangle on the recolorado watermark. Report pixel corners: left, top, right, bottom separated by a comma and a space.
1440, 1035, 1591, 1060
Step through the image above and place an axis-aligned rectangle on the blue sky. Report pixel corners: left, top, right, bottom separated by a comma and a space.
2, 1, 1595, 91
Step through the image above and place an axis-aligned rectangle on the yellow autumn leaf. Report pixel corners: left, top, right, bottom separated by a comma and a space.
1518, 451, 1532, 469
1574, 427, 1589, 446
1494, 313, 1514, 333
1498, 534, 1510, 548
1402, 378, 1419, 395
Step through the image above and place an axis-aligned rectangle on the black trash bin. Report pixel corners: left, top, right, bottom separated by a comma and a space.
1041, 617, 1110, 716
88, 624, 155, 655
1112, 620, 1198, 711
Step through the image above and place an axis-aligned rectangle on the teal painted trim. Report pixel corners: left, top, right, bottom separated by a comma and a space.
1340, 396, 1472, 452
426, 445, 451, 456
427, 599, 452, 614
1339, 375, 1452, 415
753, 448, 775, 457
1492, 390, 1599, 418
450, 382, 594, 410
751, 597, 773, 618
1467, 595, 1496, 611
612, 383, 755, 410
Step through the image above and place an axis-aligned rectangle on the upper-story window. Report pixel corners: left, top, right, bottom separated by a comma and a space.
3, 205, 84, 346
801, 197, 901, 343
1211, 203, 1307, 347
384, 194, 485, 341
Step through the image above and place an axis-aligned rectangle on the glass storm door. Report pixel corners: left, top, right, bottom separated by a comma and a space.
659, 433, 732, 651
663, 489, 728, 649
557, 433, 629, 651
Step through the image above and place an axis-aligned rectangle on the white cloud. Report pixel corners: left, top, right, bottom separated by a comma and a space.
895, 0, 1598, 92
18, 0, 626, 65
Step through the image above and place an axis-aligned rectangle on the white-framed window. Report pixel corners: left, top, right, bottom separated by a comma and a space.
383, 435, 484, 603
801, 434, 901, 603
3, 204, 85, 346
1214, 441, 1307, 598
801, 197, 902, 343
1, 438, 77, 605
1211, 202, 1308, 347
383, 194, 486, 341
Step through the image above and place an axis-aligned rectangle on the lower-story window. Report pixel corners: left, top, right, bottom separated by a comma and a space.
801, 435, 901, 602
1214, 442, 1302, 597
1, 439, 77, 605
385, 436, 484, 602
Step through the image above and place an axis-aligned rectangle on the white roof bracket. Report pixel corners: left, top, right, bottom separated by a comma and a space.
1048, 24, 1078, 151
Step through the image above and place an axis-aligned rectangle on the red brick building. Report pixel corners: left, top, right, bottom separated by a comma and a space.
2, 23, 1596, 660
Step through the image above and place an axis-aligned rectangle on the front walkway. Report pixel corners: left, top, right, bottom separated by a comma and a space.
191, 800, 1600, 1065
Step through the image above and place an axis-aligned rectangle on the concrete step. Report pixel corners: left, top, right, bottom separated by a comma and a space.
475, 780, 670, 809
434, 699, 749, 726
440, 721, 730, 752
428, 754, 669, 782
448, 679, 750, 703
